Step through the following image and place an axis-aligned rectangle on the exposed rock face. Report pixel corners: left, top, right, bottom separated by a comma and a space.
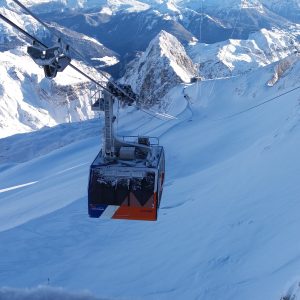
120, 30, 197, 108
267, 53, 300, 87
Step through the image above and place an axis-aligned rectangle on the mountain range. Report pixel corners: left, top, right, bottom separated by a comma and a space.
1, 0, 300, 137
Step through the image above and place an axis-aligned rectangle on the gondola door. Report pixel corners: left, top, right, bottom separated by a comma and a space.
112, 171, 158, 221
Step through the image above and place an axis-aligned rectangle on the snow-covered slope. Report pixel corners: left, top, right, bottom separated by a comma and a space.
189, 28, 299, 79
121, 30, 197, 107
0, 52, 300, 299
0, 47, 104, 138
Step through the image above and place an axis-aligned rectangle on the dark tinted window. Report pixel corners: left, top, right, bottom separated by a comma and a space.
89, 171, 129, 206
89, 170, 155, 207
131, 172, 155, 206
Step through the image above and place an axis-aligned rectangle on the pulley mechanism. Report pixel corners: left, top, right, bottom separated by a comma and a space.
27, 39, 71, 79
107, 82, 137, 106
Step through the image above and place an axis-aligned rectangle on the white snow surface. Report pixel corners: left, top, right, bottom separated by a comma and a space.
1, 54, 300, 299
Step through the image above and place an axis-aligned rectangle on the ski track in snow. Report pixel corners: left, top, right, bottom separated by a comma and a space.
0, 181, 38, 193
1, 58, 300, 299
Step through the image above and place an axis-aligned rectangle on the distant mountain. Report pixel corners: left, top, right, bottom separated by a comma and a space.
179, 0, 294, 43
260, 0, 300, 23
30, 0, 299, 80
48, 23, 118, 67
1, 0, 299, 137
45, 8, 194, 55
189, 27, 299, 79
120, 30, 197, 108
0, 6, 118, 67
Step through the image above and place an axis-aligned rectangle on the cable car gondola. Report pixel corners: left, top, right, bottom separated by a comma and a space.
88, 91, 165, 221
88, 138, 165, 221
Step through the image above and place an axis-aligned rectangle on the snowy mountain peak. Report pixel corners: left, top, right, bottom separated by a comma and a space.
189, 27, 299, 79
241, 0, 264, 12
149, 30, 178, 55
148, 30, 197, 82
121, 30, 197, 107
152, 0, 181, 14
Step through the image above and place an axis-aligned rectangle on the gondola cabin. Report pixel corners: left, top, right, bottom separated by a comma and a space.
88, 137, 165, 221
